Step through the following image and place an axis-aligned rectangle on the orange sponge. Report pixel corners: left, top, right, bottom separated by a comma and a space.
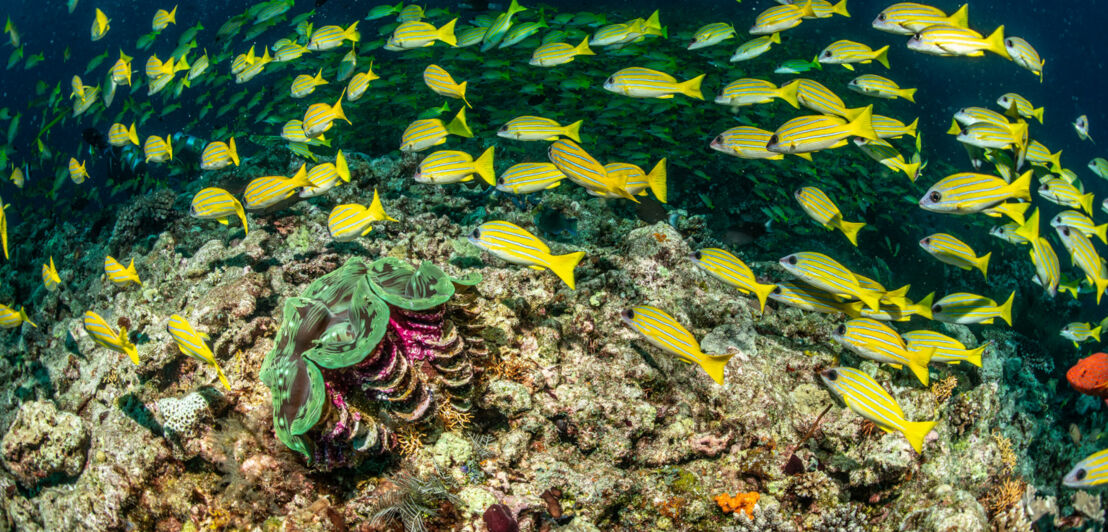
713, 492, 759, 518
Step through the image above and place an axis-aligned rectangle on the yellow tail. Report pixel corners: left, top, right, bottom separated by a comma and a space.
214, 363, 231, 390
963, 343, 986, 368
992, 201, 1029, 225
446, 108, 473, 138
437, 18, 458, 46
777, 80, 800, 108
233, 196, 248, 236
905, 117, 919, 138
908, 347, 934, 385
1097, 276, 1108, 306
856, 287, 882, 312
1033, 106, 1044, 124
288, 164, 311, 188
1093, 326, 1102, 343
1049, 150, 1063, 172
18, 307, 36, 328
332, 90, 350, 124
873, 45, 890, 69
119, 326, 140, 365
127, 258, 143, 287
769, 32, 781, 44
473, 147, 496, 186
344, 21, 360, 43
368, 188, 398, 222
335, 150, 350, 183
699, 352, 736, 385
127, 122, 139, 145
1009, 169, 1033, 201
164, 135, 174, 161
948, 3, 970, 27
228, 137, 239, 166
507, 0, 527, 16
997, 291, 1015, 326
647, 158, 667, 203
831, 0, 849, 17
546, 250, 585, 290
564, 120, 583, 143
946, 118, 962, 135
679, 74, 705, 100
457, 81, 471, 108
901, 420, 937, 454
573, 37, 594, 57
976, 251, 991, 280
1095, 223, 1108, 245
983, 25, 1007, 57
837, 220, 865, 246
847, 105, 879, 141
900, 87, 917, 103
900, 159, 921, 182
913, 292, 934, 320
1081, 192, 1096, 216
752, 282, 776, 314
313, 68, 327, 85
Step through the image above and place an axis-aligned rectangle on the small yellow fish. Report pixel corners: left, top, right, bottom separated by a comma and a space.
9, 166, 24, 189
104, 255, 142, 287
83, 310, 138, 365
68, 157, 89, 184
190, 188, 248, 236
290, 68, 328, 99
0, 197, 7, 260
468, 220, 585, 289
42, 256, 61, 291
423, 64, 470, 107
346, 64, 380, 102
108, 122, 139, 147
326, 189, 397, 241
307, 22, 360, 51
821, 367, 936, 453
622, 305, 735, 385
302, 90, 350, 138
602, 67, 704, 100
415, 148, 495, 186
530, 38, 594, 67
767, 106, 878, 154
167, 314, 230, 390
91, 8, 110, 41
497, 116, 582, 142
152, 5, 177, 32
200, 138, 239, 171
143, 134, 173, 163
0, 303, 35, 329
300, 151, 353, 197
818, 40, 890, 70
690, 248, 776, 313
110, 50, 132, 86
400, 108, 473, 152
385, 18, 457, 50
243, 165, 312, 210
794, 186, 865, 245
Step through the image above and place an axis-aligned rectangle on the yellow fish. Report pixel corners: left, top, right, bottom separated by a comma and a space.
0, 303, 35, 329
622, 305, 735, 385
243, 165, 313, 210
602, 67, 704, 100
143, 134, 173, 163
91, 8, 110, 41
346, 64, 380, 102
104, 255, 142, 287
302, 90, 350, 138
167, 314, 231, 390
326, 189, 398, 241
400, 108, 473, 152
42, 257, 61, 291
83, 311, 138, 365
468, 220, 585, 289
152, 5, 177, 32
68, 157, 89, 184
190, 188, 248, 236
423, 64, 470, 107
109, 122, 140, 147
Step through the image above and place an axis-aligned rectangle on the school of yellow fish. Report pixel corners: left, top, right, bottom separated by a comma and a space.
1, 0, 1106, 485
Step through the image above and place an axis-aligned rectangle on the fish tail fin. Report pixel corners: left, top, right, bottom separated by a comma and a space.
333, 90, 350, 124
574, 38, 594, 56
946, 118, 962, 135
1095, 223, 1108, 245
446, 108, 473, 138
909, 347, 933, 385
901, 160, 921, 182
905, 117, 919, 137
168, 5, 177, 23
982, 24, 1007, 57
964, 343, 987, 368
949, 3, 969, 27
914, 292, 935, 320
336, 150, 350, 182
778, 80, 800, 108
314, 68, 327, 85
547, 250, 585, 290
1082, 192, 1096, 216
233, 196, 248, 236
1093, 326, 1103, 344
1034, 107, 1044, 124
288, 163, 311, 188
128, 122, 139, 145
1010, 169, 1032, 201
847, 105, 878, 141
564, 120, 583, 143
769, 32, 781, 44
474, 147, 496, 186
1049, 150, 1063, 173
19, 307, 36, 328
646, 158, 667, 203
977, 251, 991, 280
902, 420, 936, 454
228, 137, 239, 166
752, 282, 776, 314
165, 134, 174, 161
828, 0, 849, 16
1098, 277, 1108, 306
215, 363, 231, 390
644, 9, 662, 33
458, 81, 471, 108
369, 188, 398, 222
508, 0, 527, 15
700, 353, 735, 385
838, 220, 865, 246
998, 290, 1015, 326
119, 326, 140, 365
901, 87, 917, 103
345, 21, 360, 43
873, 45, 890, 68
438, 18, 458, 46
679, 74, 705, 100
858, 289, 882, 312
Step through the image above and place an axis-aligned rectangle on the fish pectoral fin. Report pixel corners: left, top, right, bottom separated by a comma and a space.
528, 265, 546, 271
217, 217, 229, 225
889, 363, 903, 370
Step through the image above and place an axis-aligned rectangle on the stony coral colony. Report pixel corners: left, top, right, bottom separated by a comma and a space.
0, 0, 1103, 530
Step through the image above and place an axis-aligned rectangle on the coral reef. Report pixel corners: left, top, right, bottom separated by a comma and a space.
1, 400, 88, 489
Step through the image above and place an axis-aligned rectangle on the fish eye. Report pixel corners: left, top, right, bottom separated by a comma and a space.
1000, 97, 1009, 103
1005, 38, 1013, 47
996, 228, 1006, 234
1077, 469, 1088, 481
692, 251, 702, 260
772, 286, 782, 294
835, 325, 846, 335
826, 369, 839, 380
623, 308, 635, 320
472, 228, 481, 239
877, 14, 886, 21
605, 76, 613, 85
922, 238, 930, 245
498, 125, 508, 131
822, 50, 832, 58
787, 255, 798, 265
929, 191, 941, 202
913, 33, 921, 40
1062, 227, 1071, 236
932, 304, 942, 313
768, 134, 779, 145
713, 135, 723, 144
